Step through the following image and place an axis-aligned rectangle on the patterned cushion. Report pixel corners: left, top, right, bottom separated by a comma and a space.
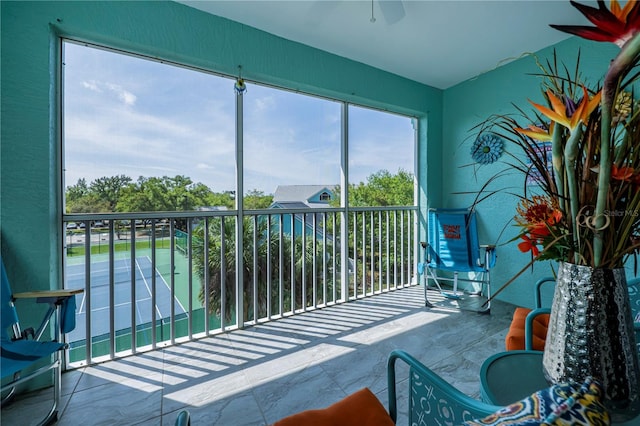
465, 377, 610, 425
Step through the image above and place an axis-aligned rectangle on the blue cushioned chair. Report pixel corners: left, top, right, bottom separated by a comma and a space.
418, 208, 496, 313
1, 256, 82, 425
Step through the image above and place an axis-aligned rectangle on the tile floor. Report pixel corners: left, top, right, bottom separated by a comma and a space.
1, 286, 516, 426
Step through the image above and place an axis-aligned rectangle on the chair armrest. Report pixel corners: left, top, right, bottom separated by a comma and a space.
525, 308, 551, 350
13, 289, 83, 302
13, 289, 83, 338
534, 277, 555, 309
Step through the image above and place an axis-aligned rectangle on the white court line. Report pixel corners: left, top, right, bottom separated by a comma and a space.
134, 256, 189, 319
74, 259, 132, 314
135, 257, 165, 322
73, 257, 188, 319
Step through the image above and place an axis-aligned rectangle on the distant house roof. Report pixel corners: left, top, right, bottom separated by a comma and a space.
270, 201, 309, 209
271, 185, 336, 209
273, 185, 334, 202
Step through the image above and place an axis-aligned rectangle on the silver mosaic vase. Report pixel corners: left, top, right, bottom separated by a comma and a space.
542, 262, 640, 422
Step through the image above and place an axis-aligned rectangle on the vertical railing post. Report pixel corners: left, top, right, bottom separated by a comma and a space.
400, 210, 405, 286
220, 217, 226, 331
302, 213, 307, 311
386, 211, 390, 291
266, 214, 272, 320
378, 210, 382, 292
322, 212, 327, 305
312, 213, 318, 308
203, 217, 210, 335
187, 218, 193, 339
108, 220, 115, 359
340, 103, 349, 302
361, 211, 366, 297
235, 79, 245, 329
169, 219, 176, 344
352, 211, 357, 299
84, 223, 92, 364
130, 220, 137, 353
252, 215, 258, 323
151, 219, 157, 349
278, 214, 284, 316
290, 214, 295, 313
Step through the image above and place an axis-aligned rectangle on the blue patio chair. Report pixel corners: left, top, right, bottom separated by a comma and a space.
1, 256, 82, 425
418, 208, 496, 313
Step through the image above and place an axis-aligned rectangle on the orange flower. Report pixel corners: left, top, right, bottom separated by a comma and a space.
515, 124, 553, 142
515, 196, 561, 227
518, 235, 540, 257
530, 222, 551, 238
548, 209, 563, 225
611, 164, 635, 181
528, 87, 600, 131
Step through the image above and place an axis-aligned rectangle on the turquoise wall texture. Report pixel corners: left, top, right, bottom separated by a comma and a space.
443, 37, 622, 307
0, 0, 440, 324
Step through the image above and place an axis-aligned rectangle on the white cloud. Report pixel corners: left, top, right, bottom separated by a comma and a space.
79, 79, 137, 106
105, 82, 137, 106
253, 96, 275, 112
82, 80, 102, 92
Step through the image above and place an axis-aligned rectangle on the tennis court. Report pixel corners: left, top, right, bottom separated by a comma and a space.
65, 256, 187, 344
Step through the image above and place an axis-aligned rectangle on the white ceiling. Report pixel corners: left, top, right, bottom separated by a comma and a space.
178, 0, 592, 89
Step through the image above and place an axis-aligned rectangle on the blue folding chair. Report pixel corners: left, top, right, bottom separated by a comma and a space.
1, 256, 82, 425
418, 208, 496, 313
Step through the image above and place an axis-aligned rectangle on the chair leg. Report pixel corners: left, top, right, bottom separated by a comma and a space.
37, 356, 61, 426
423, 279, 434, 308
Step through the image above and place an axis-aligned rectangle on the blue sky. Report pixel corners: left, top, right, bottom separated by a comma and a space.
63, 41, 415, 195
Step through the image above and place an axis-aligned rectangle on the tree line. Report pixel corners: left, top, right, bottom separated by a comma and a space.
65, 169, 414, 213
65, 175, 272, 213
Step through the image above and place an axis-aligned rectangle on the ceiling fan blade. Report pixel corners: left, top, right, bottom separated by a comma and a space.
378, 0, 405, 25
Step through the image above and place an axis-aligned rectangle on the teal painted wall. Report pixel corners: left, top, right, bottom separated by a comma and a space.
0, 0, 440, 336
443, 37, 620, 308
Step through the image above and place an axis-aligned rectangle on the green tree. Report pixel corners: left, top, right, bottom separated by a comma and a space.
66, 193, 111, 213
206, 192, 235, 209
66, 178, 89, 203
243, 189, 273, 209
90, 175, 132, 210
332, 169, 414, 207
116, 175, 215, 212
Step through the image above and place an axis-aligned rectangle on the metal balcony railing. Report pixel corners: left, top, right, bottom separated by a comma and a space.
62, 206, 418, 367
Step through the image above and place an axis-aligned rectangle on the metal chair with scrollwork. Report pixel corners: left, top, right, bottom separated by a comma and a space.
387, 349, 502, 425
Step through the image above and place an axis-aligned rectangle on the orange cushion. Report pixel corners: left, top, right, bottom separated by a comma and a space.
505, 307, 550, 351
271, 387, 394, 426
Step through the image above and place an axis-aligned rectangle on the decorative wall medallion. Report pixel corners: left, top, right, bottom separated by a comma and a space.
471, 134, 503, 164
